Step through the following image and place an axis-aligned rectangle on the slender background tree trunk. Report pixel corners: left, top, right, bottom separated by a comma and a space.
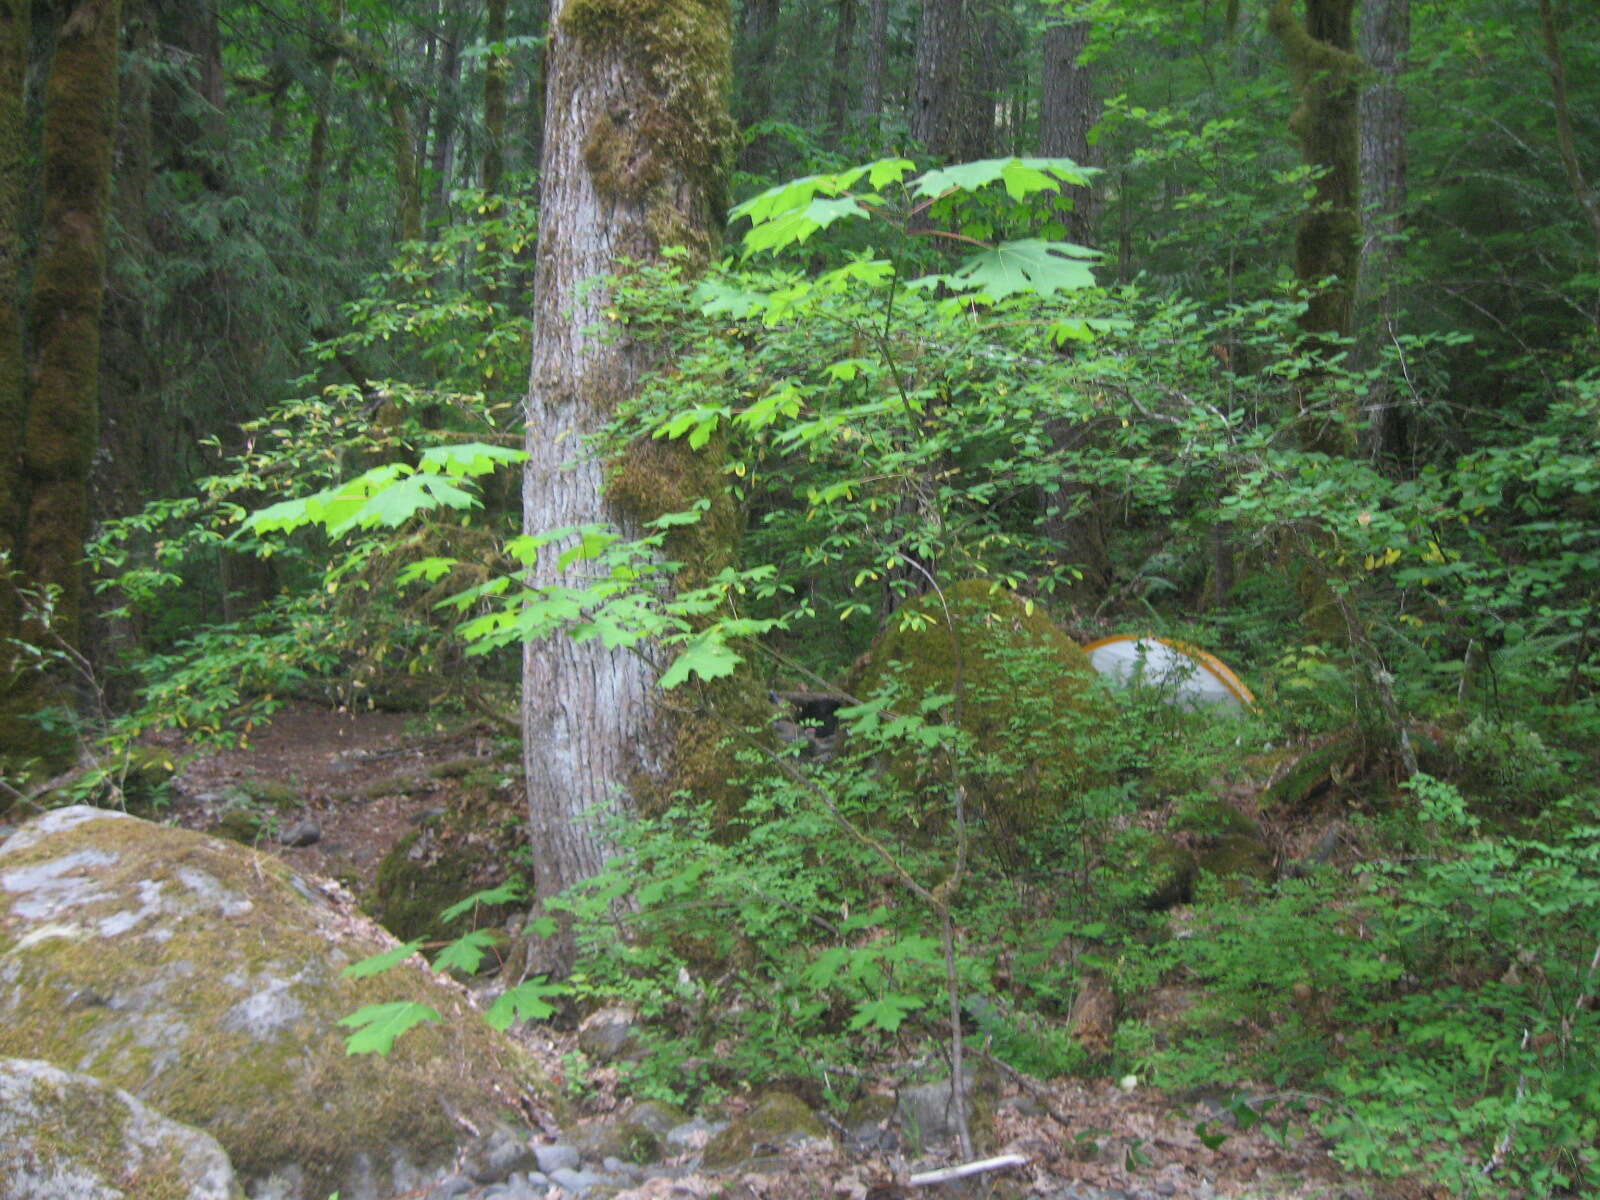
1357, 0, 1408, 461
1040, 17, 1095, 243
860, 0, 888, 143
825, 0, 857, 144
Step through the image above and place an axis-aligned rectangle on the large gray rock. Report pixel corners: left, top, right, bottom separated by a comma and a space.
0, 1056, 243, 1200
0, 806, 557, 1200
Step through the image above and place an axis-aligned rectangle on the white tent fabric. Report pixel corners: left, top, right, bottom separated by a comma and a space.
1084, 635, 1255, 713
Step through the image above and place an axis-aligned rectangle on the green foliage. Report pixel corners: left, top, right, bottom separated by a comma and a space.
1122, 775, 1600, 1193
91, 77, 1598, 1189
338, 1001, 442, 1055
80, 191, 540, 762
338, 898, 568, 1052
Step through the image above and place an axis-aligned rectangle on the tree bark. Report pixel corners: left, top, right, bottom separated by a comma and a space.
481, 0, 509, 198
1356, 0, 1408, 461
521, 0, 732, 974
22, 0, 120, 657
912, 0, 965, 159
1537, 0, 1600, 268
0, 0, 120, 769
859, 0, 887, 141
825, 0, 857, 145
1039, 17, 1094, 243
428, 0, 465, 220
1037, 15, 1106, 589
0, 0, 26, 566
0, 0, 28, 711
1269, 0, 1360, 454
301, 2, 345, 238
736, 0, 779, 171
954, 0, 1004, 161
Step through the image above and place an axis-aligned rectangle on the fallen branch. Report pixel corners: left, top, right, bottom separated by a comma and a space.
908, 1153, 1028, 1187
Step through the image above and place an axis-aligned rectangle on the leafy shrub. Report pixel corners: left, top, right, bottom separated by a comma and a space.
1123, 775, 1600, 1195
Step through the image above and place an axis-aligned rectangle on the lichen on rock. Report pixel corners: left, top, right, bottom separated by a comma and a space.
0, 1055, 244, 1200
0, 806, 559, 1200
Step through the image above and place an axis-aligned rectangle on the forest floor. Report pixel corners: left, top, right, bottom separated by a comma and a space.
161, 702, 1436, 1200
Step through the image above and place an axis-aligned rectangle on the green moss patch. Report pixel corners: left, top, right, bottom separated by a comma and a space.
852, 580, 1110, 839
0, 807, 556, 1199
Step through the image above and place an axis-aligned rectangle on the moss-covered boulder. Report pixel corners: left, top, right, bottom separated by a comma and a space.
702, 1091, 831, 1168
367, 785, 525, 945
852, 580, 1108, 839
1195, 833, 1275, 891
1, 1056, 244, 1200
0, 806, 557, 1200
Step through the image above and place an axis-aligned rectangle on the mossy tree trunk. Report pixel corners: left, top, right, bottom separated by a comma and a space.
521, 0, 732, 974
0, 0, 27, 728
3, 0, 120, 768
1274, 0, 1413, 774
1269, 0, 1361, 453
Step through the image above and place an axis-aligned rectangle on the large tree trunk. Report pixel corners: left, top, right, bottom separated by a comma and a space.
915, 0, 960, 158
1356, 0, 1408, 461
1037, 15, 1108, 594
1039, 17, 1094, 243
23, 0, 120, 651
521, 0, 732, 974
1038, 40, 1097, 278
911, 0, 965, 159
0, 0, 25, 537
954, 0, 1002, 161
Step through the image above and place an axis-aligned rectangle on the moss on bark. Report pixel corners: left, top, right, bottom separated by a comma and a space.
1269, 0, 1360, 455
0, 0, 118, 773
562, 0, 732, 259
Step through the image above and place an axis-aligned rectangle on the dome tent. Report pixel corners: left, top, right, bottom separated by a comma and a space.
1083, 634, 1256, 713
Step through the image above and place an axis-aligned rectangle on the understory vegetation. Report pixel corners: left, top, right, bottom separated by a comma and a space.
11, 148, 1591, 1196
2, 4, 1598, 1195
